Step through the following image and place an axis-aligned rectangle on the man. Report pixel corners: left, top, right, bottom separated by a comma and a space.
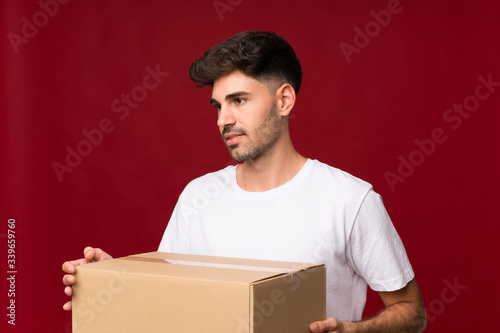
63, 31, 426, 332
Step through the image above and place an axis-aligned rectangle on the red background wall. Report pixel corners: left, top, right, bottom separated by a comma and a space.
1, 0, 499, 332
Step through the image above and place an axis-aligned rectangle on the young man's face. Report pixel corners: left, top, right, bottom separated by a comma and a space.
210, 71, 283, 162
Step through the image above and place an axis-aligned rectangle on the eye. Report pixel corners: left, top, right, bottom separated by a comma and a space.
212, 103, 221, 111
234, 98, 246, 106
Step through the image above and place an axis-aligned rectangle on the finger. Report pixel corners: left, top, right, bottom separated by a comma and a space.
62, 261, 74, 274
62, 258, 89, 273
83, 246, 95, 261
63, 300, 72, 311
86, 247, 113, 262
64, 286, 73, 297
62, 274, 75, 286
309, 318, 339, 332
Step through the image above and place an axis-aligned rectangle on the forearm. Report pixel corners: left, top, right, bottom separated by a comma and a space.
343, 301, 427, 333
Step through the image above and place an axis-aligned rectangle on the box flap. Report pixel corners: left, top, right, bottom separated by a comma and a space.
76, 252, 315, 284
132, 252, 320, 271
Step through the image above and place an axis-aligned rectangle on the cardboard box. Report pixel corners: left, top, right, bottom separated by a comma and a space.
72, 252, 325, 332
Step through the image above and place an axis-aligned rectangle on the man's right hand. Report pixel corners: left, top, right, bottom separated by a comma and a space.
62, 246, 113, 311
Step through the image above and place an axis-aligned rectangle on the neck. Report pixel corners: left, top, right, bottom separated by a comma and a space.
236, 132, 307, 192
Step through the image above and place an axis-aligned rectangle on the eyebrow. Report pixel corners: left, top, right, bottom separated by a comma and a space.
210, 91, 251, 105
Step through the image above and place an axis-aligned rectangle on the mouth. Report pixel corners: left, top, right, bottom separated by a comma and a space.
224, 133, 244, 146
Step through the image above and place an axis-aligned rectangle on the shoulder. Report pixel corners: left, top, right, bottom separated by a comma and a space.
181, 165, 235, 195
307, 159, 373, 196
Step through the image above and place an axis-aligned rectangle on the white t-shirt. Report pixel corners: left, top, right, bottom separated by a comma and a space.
158, 159, 414, 321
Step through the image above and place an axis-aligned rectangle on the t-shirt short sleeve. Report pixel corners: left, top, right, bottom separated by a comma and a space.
346, 189, 415, 292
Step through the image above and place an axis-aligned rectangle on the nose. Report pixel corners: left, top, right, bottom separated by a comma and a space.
217, 104, 236, 128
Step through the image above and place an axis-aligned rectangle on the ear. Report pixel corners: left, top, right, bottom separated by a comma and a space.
275, 83, 296, 117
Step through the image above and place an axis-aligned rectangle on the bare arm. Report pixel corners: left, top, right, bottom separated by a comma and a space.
61, 246, 113, 311
310, 278, 427, 333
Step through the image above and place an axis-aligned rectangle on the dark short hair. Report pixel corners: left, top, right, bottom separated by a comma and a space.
189, 31, 302, 94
